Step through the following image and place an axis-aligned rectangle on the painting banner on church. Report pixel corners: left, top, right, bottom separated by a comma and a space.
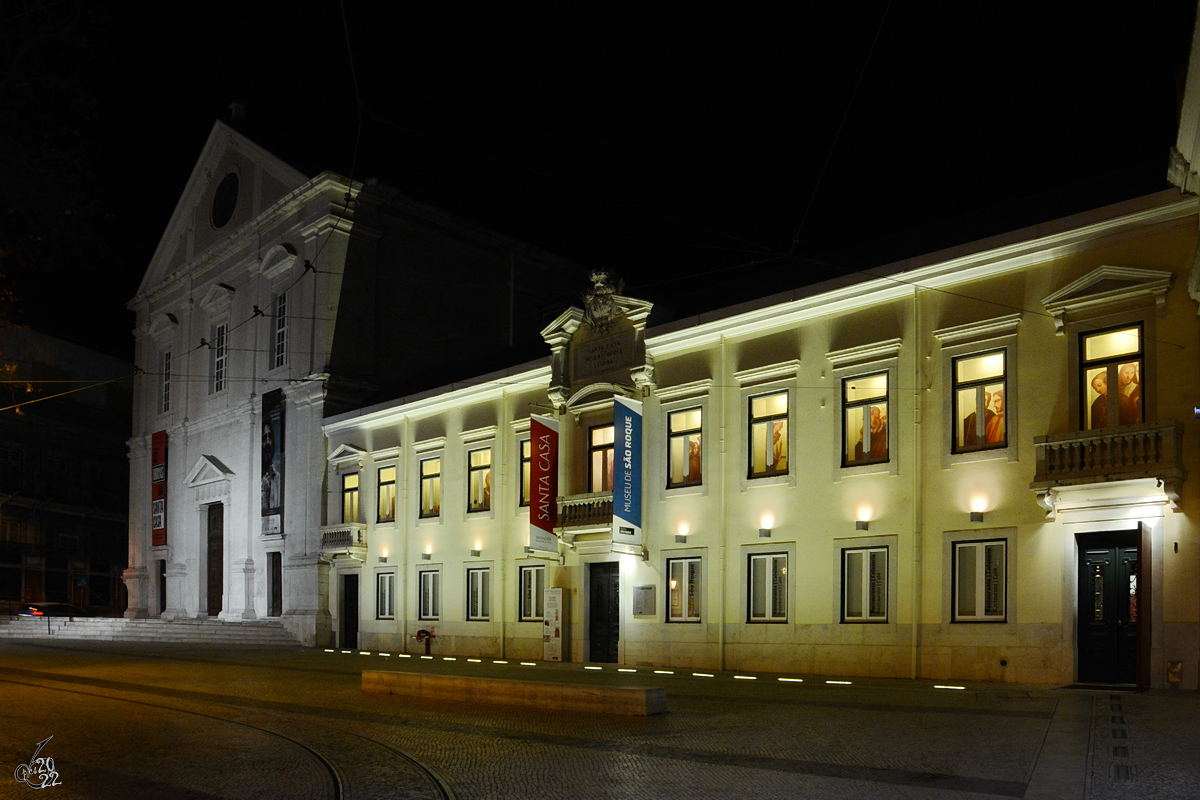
261, 389, 284, 535
612, 396, 643, 548
151, 430, 167, 547
529, 414, 558, 552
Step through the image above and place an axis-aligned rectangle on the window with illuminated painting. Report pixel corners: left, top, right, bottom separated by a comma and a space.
466, 567, 491, 621
341, 473, 360, 523
519, 564, 545, 621
748, 392, 787, 478
419, 458, 440, 518
843, 373, 888, 466
953, 350, 1006, 452
842, 547, 887, 623
667, 557, 701, 622
952, 539, 1006, 622
667, 408, 702, 488
519, 439, 532, 507
1081, 324, 1143, 430
589, 424, 615, 492
747, 552, 787, 622
376, 466, 396, 523
467, 448, 491, 513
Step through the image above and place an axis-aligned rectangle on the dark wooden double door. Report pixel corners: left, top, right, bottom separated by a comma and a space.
206, 503, 223, 617
1078, 532, 1139, 685
589, 561, 619, 663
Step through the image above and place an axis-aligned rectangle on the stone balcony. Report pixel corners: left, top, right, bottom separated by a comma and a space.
1032, 421, 1185, 500
558, 492, 613, 530
319, 523, 368, 556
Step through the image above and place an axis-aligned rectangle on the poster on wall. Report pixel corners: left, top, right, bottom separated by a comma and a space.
529, 414, 559, 552
151, 430, 167, 547
261, 389, 285, 536
611, 396, 643, 551
543, 587, 565, 662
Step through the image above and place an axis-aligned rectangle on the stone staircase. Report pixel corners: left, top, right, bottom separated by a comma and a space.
0, 615, 302, 646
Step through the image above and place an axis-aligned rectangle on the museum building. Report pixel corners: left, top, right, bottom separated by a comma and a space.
321, 190, 1200, 689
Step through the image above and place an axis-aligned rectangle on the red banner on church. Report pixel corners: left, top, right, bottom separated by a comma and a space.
151, 430, 167, 547
529, 415, 558, 551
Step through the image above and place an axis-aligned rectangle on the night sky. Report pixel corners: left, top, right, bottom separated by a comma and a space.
4, 2, 1195, 363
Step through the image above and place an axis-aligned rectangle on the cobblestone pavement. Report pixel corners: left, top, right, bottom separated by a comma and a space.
0, 639, 1196, 799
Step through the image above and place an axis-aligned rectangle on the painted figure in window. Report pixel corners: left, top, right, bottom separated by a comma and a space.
771, 420, 787, 472
1089, 372, 1109, 429
688, 438, 702, 482
261, 423, 280, 513
984, 388, 1005, 444
853, 406, 888, 462
962, 390, 995, 448
1118, 362, 1140, 425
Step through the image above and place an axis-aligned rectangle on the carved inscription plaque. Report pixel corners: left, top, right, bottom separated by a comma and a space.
573, 330, 634, 384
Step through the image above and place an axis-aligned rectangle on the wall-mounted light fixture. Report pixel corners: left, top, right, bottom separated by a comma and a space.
421, 546, 432, 561
855, 520, 869, 531
676, 521, 689, 544
759, 513, 774, 538
379, 547, 389, 563
970, 511, 984, 523
470, 549, 481, 557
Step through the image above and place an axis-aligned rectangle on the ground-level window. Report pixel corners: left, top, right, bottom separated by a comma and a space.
667, 408, 702, 488
748, 552, 787, 622
467, 448, 491, 512
842, 547, 887, 623
843, 372, 888, 466
520, 564, 545, 621
377, 466, 396, 522
418, 569, 440, 620
419, 458, 441, 518
748, 392, 788, 478
342, 473, 360, 523
466, 567, 491, 621
953, 539, 1006, 622
376, 571, 395, 620
667, 557, 701, 622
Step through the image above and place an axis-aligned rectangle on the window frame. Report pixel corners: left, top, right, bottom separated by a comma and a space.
159, 350, 172, 413
841, 371, 889, 468
666, 556, 702, 623
376, 465, 396, 523
588, 423, 615, 493
951, 538, 1007, 623
271, 291, 288, 370
519, 564, 546, 621
747, 551, 788, 623
841, 546, 888, 623
519, 438, 532, 507
1079, 322, 1144, 431
418, 457, 441, 519
666, 407, 703, 489
467, 447, 492, 513
376, 570, 395, 620
209, 322, 228, 394
951, 349, 1008, 454
418, 568, 441, 621
341, 473, 360, 524
747, 390, 789, 480
466, 566, 491, 621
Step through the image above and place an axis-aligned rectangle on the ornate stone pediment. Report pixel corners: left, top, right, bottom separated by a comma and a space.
199, 283, 236, 316
1041, 266, 1173, 333
185, 455, 234, 487
328, 443, 367, 467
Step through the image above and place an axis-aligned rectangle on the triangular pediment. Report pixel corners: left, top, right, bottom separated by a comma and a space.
1041, 266, 1173, 332
185, 455, 234, 487
328, 444, 367, 465
137, 120, 309, 298
147, 313, 179, 339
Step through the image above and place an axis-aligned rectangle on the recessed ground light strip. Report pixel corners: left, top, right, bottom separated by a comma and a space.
934, 685, 966, 690
692, 672, 714, 678
733, 675, 756, 680
826, 680, 852, 685
653, 670, 674, 674
467, 658, 481, 663
618, 668, 636, 673
778, 677, 803, 683
584, 666, 602, 670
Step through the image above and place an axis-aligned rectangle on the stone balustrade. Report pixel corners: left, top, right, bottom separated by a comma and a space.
559, 492, 613, 528
1032, 421, 1185, 488
319, 523, 368, 552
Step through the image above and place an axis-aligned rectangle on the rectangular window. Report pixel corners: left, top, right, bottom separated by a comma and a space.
419, 458, 441, 518
953, 539, 1007, 622
519, 439, 532, 507
842, 547, 888, 622
843, 373, 888, 466
667, 408, 702, 488
467, 448, 491, 512
341, 473, 360, 523
466, 567, 491, 621
519, 564, 546, 621
589, 424, 615, 493
376, 571, 395, 619
1082, 325, 1142, 430
748, 552, 787, 622
377, 466, 396, 522
418, 569, 440, 620
272, 292, 288, 369
748, 392, 788, 478
160, 351, 172, 413
209, 323, 228, 394
953, 351, 1006, 452
667, 557, 701, 622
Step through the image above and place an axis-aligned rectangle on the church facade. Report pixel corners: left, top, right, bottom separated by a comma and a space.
322, 190, 1200, 689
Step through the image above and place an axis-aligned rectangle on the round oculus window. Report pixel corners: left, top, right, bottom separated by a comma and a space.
210, 172, 239, 228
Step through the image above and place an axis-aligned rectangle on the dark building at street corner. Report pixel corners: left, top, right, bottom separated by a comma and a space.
0, 328, 132, 613
123, 121, 587, 643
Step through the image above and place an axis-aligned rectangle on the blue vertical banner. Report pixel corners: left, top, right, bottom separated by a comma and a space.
612, 396, 643, 550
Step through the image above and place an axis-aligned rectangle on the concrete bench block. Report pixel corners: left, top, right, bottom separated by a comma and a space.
363, 670, 666, 716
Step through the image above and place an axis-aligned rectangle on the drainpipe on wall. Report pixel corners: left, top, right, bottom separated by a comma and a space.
718, 334, 728, 672
911, 286, 924, 680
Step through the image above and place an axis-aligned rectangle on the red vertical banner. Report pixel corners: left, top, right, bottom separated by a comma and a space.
528, 415, 559, 551
151, 430, 167, 547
